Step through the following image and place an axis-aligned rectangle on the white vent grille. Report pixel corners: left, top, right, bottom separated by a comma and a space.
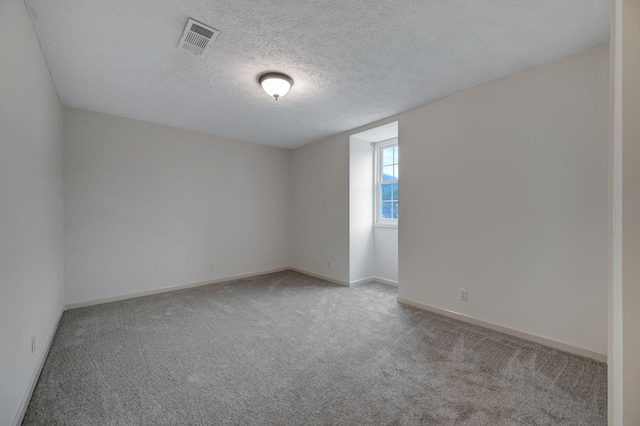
178, 18, 219, 56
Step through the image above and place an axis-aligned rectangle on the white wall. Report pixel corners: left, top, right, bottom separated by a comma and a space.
349, 122, 399, 285
63, 108, 291, 306
349, 136, 374, 282
0, 0, 64, 424
373, 227, 398, 283
291, 45, 609, 356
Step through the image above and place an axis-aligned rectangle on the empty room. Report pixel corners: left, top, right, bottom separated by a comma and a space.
2, 0, 639, 424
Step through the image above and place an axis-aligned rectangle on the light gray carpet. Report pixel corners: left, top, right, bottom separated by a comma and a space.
24, 271, 607, 425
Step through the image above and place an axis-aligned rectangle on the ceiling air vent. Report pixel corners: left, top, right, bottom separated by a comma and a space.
178, 18, 219, 56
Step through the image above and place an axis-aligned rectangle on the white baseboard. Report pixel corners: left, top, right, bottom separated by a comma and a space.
288, 267, 350, 287
349, 276, 374, 285
373, 276, 398, 287
65, 267, 290, 310
348, 276, 399, 287
397, 297, 607, 363
13, 309, 64, 426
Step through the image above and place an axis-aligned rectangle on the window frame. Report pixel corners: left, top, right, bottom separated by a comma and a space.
373, 138, 399, 227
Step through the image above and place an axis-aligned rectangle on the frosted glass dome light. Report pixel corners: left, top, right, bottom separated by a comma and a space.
259, 72, 293, 100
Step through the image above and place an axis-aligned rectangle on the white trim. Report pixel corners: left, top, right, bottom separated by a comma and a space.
370, 137, 398, 147
65, 267, 290, 309
344, 276, 398, 287
373, 139, 399, 225
13, 309, 64, 426
349, 276, 374, 285
289, 267, 350, 287
373, 277, 398, 287
372, 222, 398, 229
397, 297, 607, 363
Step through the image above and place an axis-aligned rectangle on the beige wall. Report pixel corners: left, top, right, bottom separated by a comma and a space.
610, 0, 640, 423
621, 0, 640, 418
0, 0, 64, 424
292, 45, 609, 356
64, 108, 291, 306
399, 45, 609, 356
291, 133, 350, 283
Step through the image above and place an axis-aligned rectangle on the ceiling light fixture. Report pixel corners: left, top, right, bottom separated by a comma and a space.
259, 72, 293, 100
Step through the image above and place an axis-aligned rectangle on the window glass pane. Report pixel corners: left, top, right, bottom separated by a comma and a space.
382, 165, 395, 181
381, 183, 393, 201
376, 142, 399, 223
382, 147, 394, 166
382, 202, 393, 219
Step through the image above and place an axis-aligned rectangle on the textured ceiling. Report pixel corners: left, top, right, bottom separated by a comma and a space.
25, 0, 609, 148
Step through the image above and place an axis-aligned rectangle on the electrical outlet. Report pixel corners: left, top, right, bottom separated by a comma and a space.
209, 264, 215, 273
327, 262, 331, 270
460, 289, 468, 302
31, 335, 36, 354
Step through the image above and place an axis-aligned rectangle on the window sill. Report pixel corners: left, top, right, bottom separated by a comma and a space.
373, 222, 398, 229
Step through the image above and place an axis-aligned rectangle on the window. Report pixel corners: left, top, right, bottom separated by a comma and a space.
374, 139, 398, 225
